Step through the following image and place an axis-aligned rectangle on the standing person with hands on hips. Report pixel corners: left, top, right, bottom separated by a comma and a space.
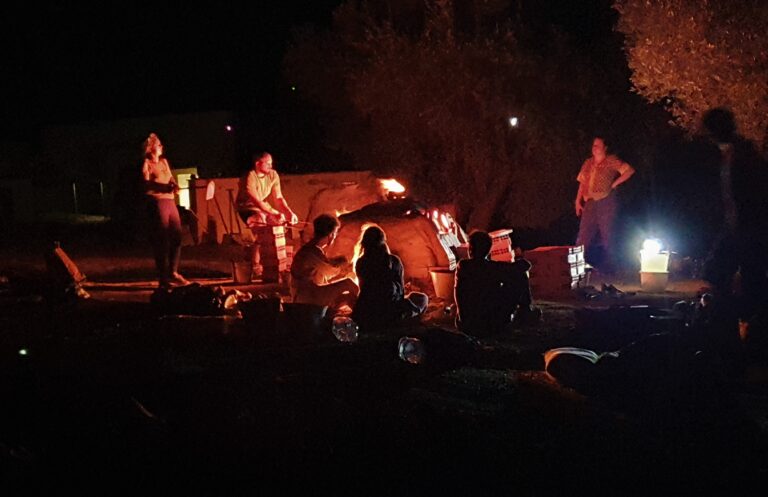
574, 136, 635, 274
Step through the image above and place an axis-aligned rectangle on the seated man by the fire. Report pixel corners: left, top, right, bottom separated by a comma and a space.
454, 231, 540, 337
352, 225, 429, 332
290, 214, 359, 309
236, 152, 298, 270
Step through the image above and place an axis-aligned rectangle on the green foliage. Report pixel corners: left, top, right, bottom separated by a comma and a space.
285, 1, 652, 230
614, 0, 768, 145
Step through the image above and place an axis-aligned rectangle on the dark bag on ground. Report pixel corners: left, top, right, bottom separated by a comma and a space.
150, 283, 224, 316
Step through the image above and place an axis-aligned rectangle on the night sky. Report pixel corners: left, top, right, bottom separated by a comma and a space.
1, 1, 616, 140
0, 2, 343, 138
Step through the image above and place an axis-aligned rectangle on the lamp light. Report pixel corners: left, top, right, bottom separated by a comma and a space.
639, 238, 670, 291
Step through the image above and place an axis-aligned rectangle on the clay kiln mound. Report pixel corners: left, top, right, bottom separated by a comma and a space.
324, 200, 455, 282
302, 180, 385, 242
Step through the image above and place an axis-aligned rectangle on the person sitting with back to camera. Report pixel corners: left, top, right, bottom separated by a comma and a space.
290, 214, 359, 310
454, 230, 540, 337
352, 225, 429, 332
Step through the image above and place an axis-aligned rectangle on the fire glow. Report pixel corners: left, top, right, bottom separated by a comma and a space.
429, 209, 457, 235
379, 178, 406, 199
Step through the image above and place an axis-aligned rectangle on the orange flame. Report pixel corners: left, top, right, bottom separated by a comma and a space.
379, 178, 406, 194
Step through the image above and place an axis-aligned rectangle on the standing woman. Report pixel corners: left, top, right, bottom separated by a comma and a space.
141, 133, 189, 288
352, 225, 428, 331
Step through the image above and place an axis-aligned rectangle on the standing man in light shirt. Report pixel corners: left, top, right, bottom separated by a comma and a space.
574, 136, 635, 273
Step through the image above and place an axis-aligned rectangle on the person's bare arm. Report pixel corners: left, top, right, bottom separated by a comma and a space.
574, 182, 586, 217
142, 161, 177, 194
144, 180, 175, 194
245, 174, 281, 216
311, 255, 347, 285
271, 180, 298, 224
611, 162, 635, 189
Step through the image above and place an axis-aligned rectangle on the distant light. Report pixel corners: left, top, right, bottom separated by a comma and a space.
18, 348, 28, 356
291, 86, 296, 91
508, 116, 519, 127
225, 125, 233, 132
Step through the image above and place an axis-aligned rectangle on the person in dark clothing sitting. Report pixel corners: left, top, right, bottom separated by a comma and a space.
352, 225, 429, 332
454, 230, 540, 337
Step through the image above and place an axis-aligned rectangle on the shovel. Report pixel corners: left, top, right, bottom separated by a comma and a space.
206, 180, 241, 244
206, 181, 229, 232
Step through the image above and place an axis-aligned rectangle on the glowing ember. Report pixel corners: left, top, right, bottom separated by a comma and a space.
334, 209, 353, 217
336, 304, 353, 315
423, 209, 459, 237
379, 178, 406, 194
440, 213, 451, 231
429, 209, 441, 232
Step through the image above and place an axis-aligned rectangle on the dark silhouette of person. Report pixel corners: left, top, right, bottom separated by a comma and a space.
701, 108, 768, 327
352, 225, 429, 332
454, 230, 539, 337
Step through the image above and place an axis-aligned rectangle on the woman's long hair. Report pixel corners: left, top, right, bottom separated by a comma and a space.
357, 225, 391, 268
143, 133, 163, 159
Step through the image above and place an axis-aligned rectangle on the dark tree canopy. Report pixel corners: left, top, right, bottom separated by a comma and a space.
285, 0, 660, 231
615, 0, 768, 147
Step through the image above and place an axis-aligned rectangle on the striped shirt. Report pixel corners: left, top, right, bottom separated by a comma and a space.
576, 154, 630, 201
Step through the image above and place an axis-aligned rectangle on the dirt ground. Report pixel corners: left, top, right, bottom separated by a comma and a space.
2, 225, 768, 494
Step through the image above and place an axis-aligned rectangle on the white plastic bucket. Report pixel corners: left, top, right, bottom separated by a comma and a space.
640, 271, 668, 292
429, 267, 455, 302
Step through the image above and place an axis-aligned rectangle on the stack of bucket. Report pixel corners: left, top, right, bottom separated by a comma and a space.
524, 245, 586, 298
257, 226, 289, 283
489, 229, 515, 262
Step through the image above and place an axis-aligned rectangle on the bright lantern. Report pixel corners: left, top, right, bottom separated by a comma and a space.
640, 239, 669, 273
